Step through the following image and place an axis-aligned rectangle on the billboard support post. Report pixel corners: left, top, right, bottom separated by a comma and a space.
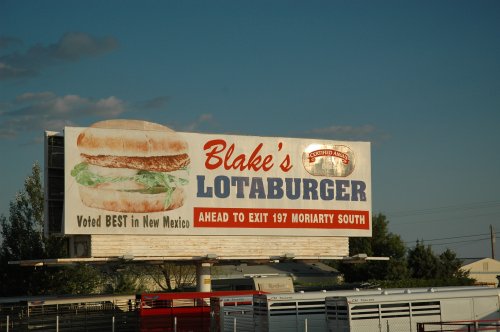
196, 261, 213, 292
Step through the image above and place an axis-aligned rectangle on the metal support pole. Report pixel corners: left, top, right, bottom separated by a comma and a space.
56, 316, 59, 332
6, 315, 9, 332
112, 316, 115, 332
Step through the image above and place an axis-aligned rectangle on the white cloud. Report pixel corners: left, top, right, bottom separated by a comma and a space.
0, 36, 22, 49
15, 91, 56, 103
0, 32, 118, 80
309, 124, 375, 137
0, 92, 128, 138
0, 62, 35, 79
92, 96, 126, 116
52, 32, 118, 61
142, 96, 169, 109
305, 124, 389, 143
184, 113, 215, 131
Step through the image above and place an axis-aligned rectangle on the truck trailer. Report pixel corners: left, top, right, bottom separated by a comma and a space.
325, 287, 500, 332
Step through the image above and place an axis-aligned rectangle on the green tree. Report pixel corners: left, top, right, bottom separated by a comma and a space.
0, 162, 99, 296
374, 245, 474, 288
407, 241, 439, 279
1, 163, 45, 261
103, 263, 147, 294
143, 262, 197, 291
54, 264, 104, 294
338, 213, 408, 282
333, 214, 474, 288
438, 248, 468, 279
0, 163, 47, 295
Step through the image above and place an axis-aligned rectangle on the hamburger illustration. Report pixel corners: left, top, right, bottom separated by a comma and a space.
70, 119, 189, 212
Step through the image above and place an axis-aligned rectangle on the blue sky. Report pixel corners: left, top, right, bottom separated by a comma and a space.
1, 1, 499, 258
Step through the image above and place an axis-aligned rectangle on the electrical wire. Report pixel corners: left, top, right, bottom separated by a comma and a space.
390, 212, 499, 226
385, 200, 500, 218
431, 237, 492, 247
380, 201, 498, 255
404, 233, 491, 244
407, 237, 493, 247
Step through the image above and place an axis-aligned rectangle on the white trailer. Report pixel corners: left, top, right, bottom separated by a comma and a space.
252, 289, 403, 332
210, 295, 255, 332
253, 287, 487, 332
212, 276, 295, 293
325, 287, 500, 332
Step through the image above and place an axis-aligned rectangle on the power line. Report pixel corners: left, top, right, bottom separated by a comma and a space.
408, 237, 492, 247
404, 233, 491, 244
391, 212, 499, 226
386, 200, 500, 218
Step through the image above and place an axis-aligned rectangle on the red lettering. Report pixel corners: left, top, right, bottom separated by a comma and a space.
225, 144, 236, 169
203, 139, 275, 172
204, 139, 226, 170
262, 155, 274, 171
247, 143, 272, 171
280, 154, 293, 172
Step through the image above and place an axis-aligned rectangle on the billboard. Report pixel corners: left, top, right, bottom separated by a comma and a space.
64, 120, 371, 237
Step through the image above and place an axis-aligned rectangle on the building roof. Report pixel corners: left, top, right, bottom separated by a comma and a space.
461, 257, 499, 268
212, 261, 339, 280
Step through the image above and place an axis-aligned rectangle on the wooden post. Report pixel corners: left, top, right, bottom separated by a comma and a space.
491, 225, 496, 259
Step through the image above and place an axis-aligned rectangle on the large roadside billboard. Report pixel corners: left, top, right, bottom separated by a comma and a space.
64, 120, 371, 237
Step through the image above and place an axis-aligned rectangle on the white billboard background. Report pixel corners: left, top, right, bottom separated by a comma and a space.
64, 126, 371, 237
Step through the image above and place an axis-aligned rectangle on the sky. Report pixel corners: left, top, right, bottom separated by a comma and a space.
1, 0, 499, 259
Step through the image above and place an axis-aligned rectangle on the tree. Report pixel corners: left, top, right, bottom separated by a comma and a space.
407, 241, 439, 279
0, 163, 48, 295
392, 243, 475, 287
102, 263, 148, 294
0, 162, 74, 295
438, 248, 468, 279
333, 213, 474, 287
143, 262, 197, 291
337, 213, 408, 282
56, 264, 104, 294
1, 163, 45, 261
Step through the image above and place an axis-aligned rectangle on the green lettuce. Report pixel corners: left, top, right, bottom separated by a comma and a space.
71, 162, 189, 208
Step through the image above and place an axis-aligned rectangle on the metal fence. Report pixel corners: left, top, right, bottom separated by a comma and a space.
0, 300, 139, 332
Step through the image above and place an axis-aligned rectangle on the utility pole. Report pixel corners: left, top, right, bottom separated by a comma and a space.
491, 225, 496, 259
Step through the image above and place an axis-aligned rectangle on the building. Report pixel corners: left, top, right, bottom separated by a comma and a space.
460, 258, 500, 287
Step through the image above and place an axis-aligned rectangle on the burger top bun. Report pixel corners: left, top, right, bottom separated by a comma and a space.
77, 119, 188, 157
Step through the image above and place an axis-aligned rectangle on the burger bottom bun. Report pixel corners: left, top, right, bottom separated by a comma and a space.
77, 185, 185, 213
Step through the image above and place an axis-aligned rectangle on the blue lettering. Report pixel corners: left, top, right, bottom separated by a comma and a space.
231, 177, 249, 198
214, 176, 230, 198
196, 175, 213, 197
249, 177, 266, 199
336, 180, 350, 201
285, 178, 301, 200
351, 180, 366, 201
303, 179, 318, 200
267, 178, 284, 199
320, 179, 334, 200
196, 175, 367, 202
